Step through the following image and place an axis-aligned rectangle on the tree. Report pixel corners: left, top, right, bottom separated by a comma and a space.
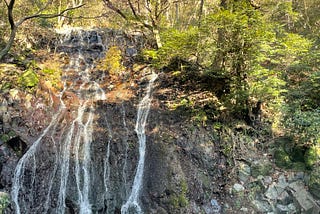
0, 0, 84, 60
102, 0, 165, 48
103, 0, 185, 48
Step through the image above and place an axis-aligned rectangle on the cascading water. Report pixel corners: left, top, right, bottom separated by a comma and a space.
10, 28, 157, 214
121, 73, 158, 214
11, 29, 107, 214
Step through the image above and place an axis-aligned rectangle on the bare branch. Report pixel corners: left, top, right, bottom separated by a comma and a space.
16, 4, 85, 26
3, 0, 9, 7
103, 0, 127, 20
7, 0, 15, 30
128, 0, 138, 18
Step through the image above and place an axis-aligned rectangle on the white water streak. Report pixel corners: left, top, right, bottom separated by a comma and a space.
12, 29, 106, 214
121, 103, 129, 197
121, 72, 158, 214
103, 116, 112, 214
11, 106, 64, 214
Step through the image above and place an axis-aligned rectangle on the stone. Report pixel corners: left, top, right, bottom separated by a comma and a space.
210, 199, 221, 213
233, 183, 245, 193
238, 162, 251, 183
309, 167, 320, 199
263, 176, 273, 185
277, 174, 288, 190
9, 88, 20, 101
277, 190, 292, 205
251, 159, 273, 177
252, 200, 272, 213
289, 181, 320, 214
240, 207, 248, 212
276, 204, 290, 213
265, 183, 279, 200
276, 204, 297, 214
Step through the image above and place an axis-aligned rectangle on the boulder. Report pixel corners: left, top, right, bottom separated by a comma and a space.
288, 181, 320, 214
238, 162, 251, 183
251, 159, 273, 177
232, 183, 245, 193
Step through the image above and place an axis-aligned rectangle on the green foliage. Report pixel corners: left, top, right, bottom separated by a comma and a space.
18, 68, 39, 89
99, 46, 123, 75
143, 27, 198, 68
274, 148, 293, 169
41, 67, 62, 90
0, 192, 10, 213
284, 108, 320, 147
169, 180, 189, 209
305, 145, 320, 169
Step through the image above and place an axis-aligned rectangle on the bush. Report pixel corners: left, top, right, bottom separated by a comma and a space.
0, 192, 10, 213
18, 68, 39, 89
99, 46, 123, 76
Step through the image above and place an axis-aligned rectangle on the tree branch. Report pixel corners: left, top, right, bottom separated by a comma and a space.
103, 0, 127, 20
128, 0, 138, 18
7, 0, 15, 30
16, 4, 85, 27
3, 0, 9, 7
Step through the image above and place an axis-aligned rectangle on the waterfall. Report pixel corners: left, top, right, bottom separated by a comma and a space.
11, 107, 65, 214
121, 73, 158, 214
9, 28, 155, 214
11, 29, 106, 214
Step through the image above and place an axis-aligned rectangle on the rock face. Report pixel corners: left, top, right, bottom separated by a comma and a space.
0, 29, 226, 214
2, 29, 319, 214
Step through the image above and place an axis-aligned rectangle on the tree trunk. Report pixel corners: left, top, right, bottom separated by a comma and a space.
0, 26, 17, 61
198, 0, 204, 27
153, 28, 162, 48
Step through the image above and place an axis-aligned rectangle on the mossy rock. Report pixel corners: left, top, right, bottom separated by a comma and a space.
291, 162, 306, 171
274, 149, 293, 169
251, 159, 273, 177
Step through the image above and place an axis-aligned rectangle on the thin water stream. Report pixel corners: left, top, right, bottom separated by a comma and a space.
121, 73, 158, 214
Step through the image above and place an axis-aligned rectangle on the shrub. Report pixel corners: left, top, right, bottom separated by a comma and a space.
99, 46, 123, 76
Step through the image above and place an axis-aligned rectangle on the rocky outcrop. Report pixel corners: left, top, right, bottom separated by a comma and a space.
0, 29, 227, 214
1, 28, 319, 214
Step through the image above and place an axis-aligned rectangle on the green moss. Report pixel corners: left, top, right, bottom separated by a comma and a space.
98, 46, 123, 75
0, 131, 16, 142
18, 69, 39, 89
251, 161, 273, 177
41, 67, 62, 89
178, 194, 188, 207
274, 149, 293, 169
291, 162, 306, 171
169, 195, 179, 209
169, 180, 189, 209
